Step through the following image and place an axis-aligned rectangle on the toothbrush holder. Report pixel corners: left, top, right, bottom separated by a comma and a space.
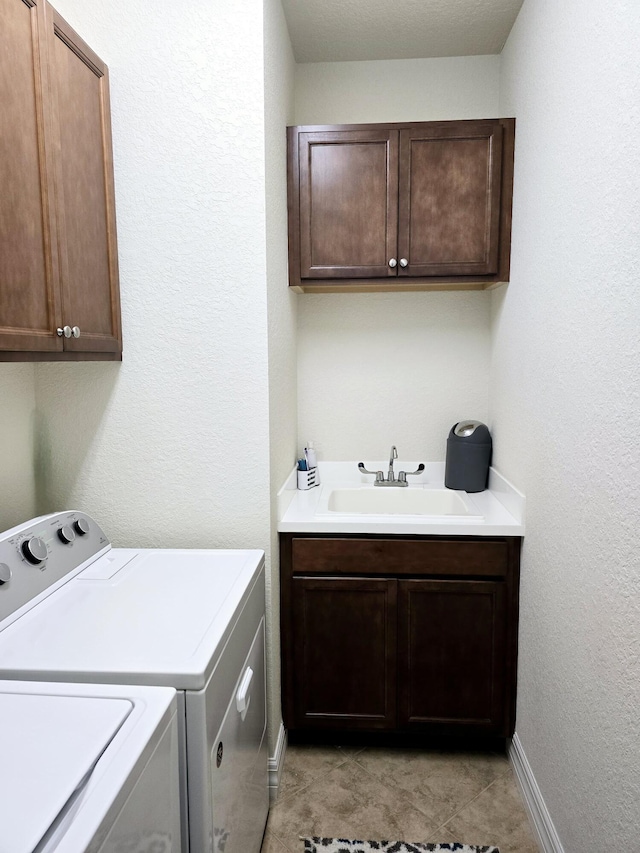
297, 467, 319, 490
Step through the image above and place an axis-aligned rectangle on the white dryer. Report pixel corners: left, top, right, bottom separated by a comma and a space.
0, 680, 181, 853
0, 512, 269, 853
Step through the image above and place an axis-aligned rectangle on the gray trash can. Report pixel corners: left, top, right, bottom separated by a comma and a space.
444, 421, 492, 493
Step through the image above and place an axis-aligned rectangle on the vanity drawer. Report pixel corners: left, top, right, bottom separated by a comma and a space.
289, 536, 509, 578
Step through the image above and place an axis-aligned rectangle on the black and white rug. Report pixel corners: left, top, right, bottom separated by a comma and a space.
302, 839, 500, 853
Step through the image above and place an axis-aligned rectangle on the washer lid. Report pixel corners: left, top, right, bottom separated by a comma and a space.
0, 692, 131, 853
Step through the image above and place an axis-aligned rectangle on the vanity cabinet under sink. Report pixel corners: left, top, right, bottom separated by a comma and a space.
280, 534, 521, 739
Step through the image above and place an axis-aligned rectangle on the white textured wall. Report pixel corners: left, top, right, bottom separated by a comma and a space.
34, 6, 272, 566
0, 367, 37, 528
264, 0, 296, 750
492, 1, 640, 848
294, 57, 500, 461
295, 56, 500, 125
298, 293, 491, 460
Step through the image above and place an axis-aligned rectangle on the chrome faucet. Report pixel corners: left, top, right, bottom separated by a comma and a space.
388, 445, 398, 482
358, 446, 425, 487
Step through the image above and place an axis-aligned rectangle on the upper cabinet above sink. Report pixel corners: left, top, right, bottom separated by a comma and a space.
287, 118, 515, 293
0, 0, 121, 361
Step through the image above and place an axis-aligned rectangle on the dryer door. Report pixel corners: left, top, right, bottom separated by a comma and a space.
211, 619, 268, 853
186, 571, 268, 853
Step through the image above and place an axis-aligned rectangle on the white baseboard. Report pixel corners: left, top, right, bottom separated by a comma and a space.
268, 721, 287, 802
509, 733, 565, 853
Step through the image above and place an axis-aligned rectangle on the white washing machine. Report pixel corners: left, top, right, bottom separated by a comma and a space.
0, 679, 181, 853
0, 511, 269, 853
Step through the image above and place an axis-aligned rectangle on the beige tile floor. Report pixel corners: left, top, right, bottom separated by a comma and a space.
263, 745, 540, 853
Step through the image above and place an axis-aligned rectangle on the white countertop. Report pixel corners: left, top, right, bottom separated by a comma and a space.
277, 462, 525, 536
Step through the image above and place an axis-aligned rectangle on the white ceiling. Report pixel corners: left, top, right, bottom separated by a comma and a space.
281, 0, 524, 63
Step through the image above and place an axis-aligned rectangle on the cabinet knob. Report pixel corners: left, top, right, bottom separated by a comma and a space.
388, 258, 397, 268
56, 326, 80, 338
399, 258, 408, 268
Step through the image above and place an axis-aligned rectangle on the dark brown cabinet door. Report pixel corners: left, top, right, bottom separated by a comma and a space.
291, 576, 397, 729
295, 129, 399, 280
0, 2, 121, 360
0, 0, 62, 353
46, 5, 121, 354
398, 578, 507, 733
398, 122, 503, 277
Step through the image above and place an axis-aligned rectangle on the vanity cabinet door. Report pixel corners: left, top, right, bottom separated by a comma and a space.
0, 0, 62, 353
398, 578, 507, 734
290, 576, 397, 730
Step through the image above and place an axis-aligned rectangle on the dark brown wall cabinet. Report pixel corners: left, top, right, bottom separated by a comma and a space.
0, 0, 121, 361
287, 119, 515, 293
280, 534, 521, 738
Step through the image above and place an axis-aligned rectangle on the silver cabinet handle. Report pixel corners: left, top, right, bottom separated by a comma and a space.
61, 326, 72, 338
399, 258, 408, 268
57, 328, 64, 337
71, 326, 81, 338
388, 258, 397, 268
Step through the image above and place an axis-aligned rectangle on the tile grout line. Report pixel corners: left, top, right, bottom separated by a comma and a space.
349, 754, 512, 828
347, 758, 441, 839
267, 830, 299, 853
268, 751, 515, 852
267, 754, 366, 853
274, 749, 357, 806
271, 752, 441, 849
437, 774, 508, 835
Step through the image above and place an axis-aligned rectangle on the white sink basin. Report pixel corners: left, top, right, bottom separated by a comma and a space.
326, 487, 477, 516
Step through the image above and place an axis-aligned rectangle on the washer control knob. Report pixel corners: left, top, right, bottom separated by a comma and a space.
58, 525, 76, 544
22, 537, 48, 564
73, 518, 90, 536
0, 563, 12, 585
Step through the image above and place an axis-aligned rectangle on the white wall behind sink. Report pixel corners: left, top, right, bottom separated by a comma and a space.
298, 291, 491, 461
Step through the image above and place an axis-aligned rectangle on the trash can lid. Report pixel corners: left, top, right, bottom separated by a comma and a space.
450, 421, 492, 442
454, 420, 484, 437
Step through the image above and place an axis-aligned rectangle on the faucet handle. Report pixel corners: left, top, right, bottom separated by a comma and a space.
358, 463, 384, 482
398, 464, 425, 483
